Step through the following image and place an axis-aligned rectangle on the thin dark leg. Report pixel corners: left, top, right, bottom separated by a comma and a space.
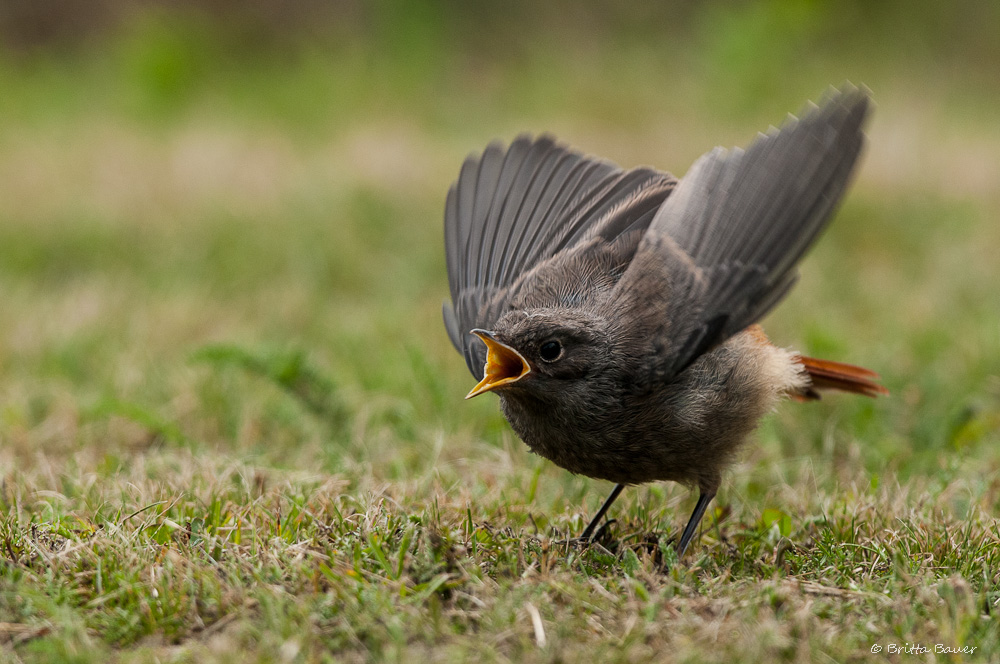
676, 491, 716, 557
581, 483, 625, 541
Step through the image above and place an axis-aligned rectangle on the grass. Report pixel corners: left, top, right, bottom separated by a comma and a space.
2, 5, 1000, 662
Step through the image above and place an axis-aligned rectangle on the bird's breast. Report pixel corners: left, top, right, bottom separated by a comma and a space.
493, 330, 802, 487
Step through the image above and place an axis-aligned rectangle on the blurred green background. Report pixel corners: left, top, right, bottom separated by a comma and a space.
1, 0, 996, 472
0, 1, 999, 657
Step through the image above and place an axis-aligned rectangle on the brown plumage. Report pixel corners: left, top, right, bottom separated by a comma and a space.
795, 355, 889, 399
443, 85, 887, 556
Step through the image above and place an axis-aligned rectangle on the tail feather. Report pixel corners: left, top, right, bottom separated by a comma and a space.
795, 355, 888, 400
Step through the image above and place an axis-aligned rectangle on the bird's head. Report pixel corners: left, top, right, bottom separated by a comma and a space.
465, 309, 612, 400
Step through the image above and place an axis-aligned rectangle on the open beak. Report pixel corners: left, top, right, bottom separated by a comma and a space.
465, 329, 531, 399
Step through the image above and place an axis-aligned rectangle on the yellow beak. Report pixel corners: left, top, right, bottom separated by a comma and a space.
465, 330, 531, 399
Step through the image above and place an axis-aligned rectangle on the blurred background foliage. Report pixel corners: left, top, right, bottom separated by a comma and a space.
1, 0, 998, 127
0, 0, 997, 484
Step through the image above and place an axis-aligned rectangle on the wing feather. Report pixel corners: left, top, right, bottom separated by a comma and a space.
445, 86, 868, 381
444, 135, 676, 376
613, 85, 870, 376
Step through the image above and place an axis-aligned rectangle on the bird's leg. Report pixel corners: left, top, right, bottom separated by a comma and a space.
676, 491, 716, 557
580, 483, 625, 542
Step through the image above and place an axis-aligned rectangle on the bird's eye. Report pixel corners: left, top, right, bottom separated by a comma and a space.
539, 340, 563, 362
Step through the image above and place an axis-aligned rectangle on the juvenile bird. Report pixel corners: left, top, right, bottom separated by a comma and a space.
442, 85, 887, 556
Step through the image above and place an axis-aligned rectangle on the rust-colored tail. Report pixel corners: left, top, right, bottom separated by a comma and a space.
794, 356, 889, 400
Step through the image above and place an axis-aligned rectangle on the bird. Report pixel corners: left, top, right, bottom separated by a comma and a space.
442, 85, 888, 557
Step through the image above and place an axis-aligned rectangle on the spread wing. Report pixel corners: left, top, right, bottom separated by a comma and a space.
444, 134, 676, 378
611, 85, 870, 380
